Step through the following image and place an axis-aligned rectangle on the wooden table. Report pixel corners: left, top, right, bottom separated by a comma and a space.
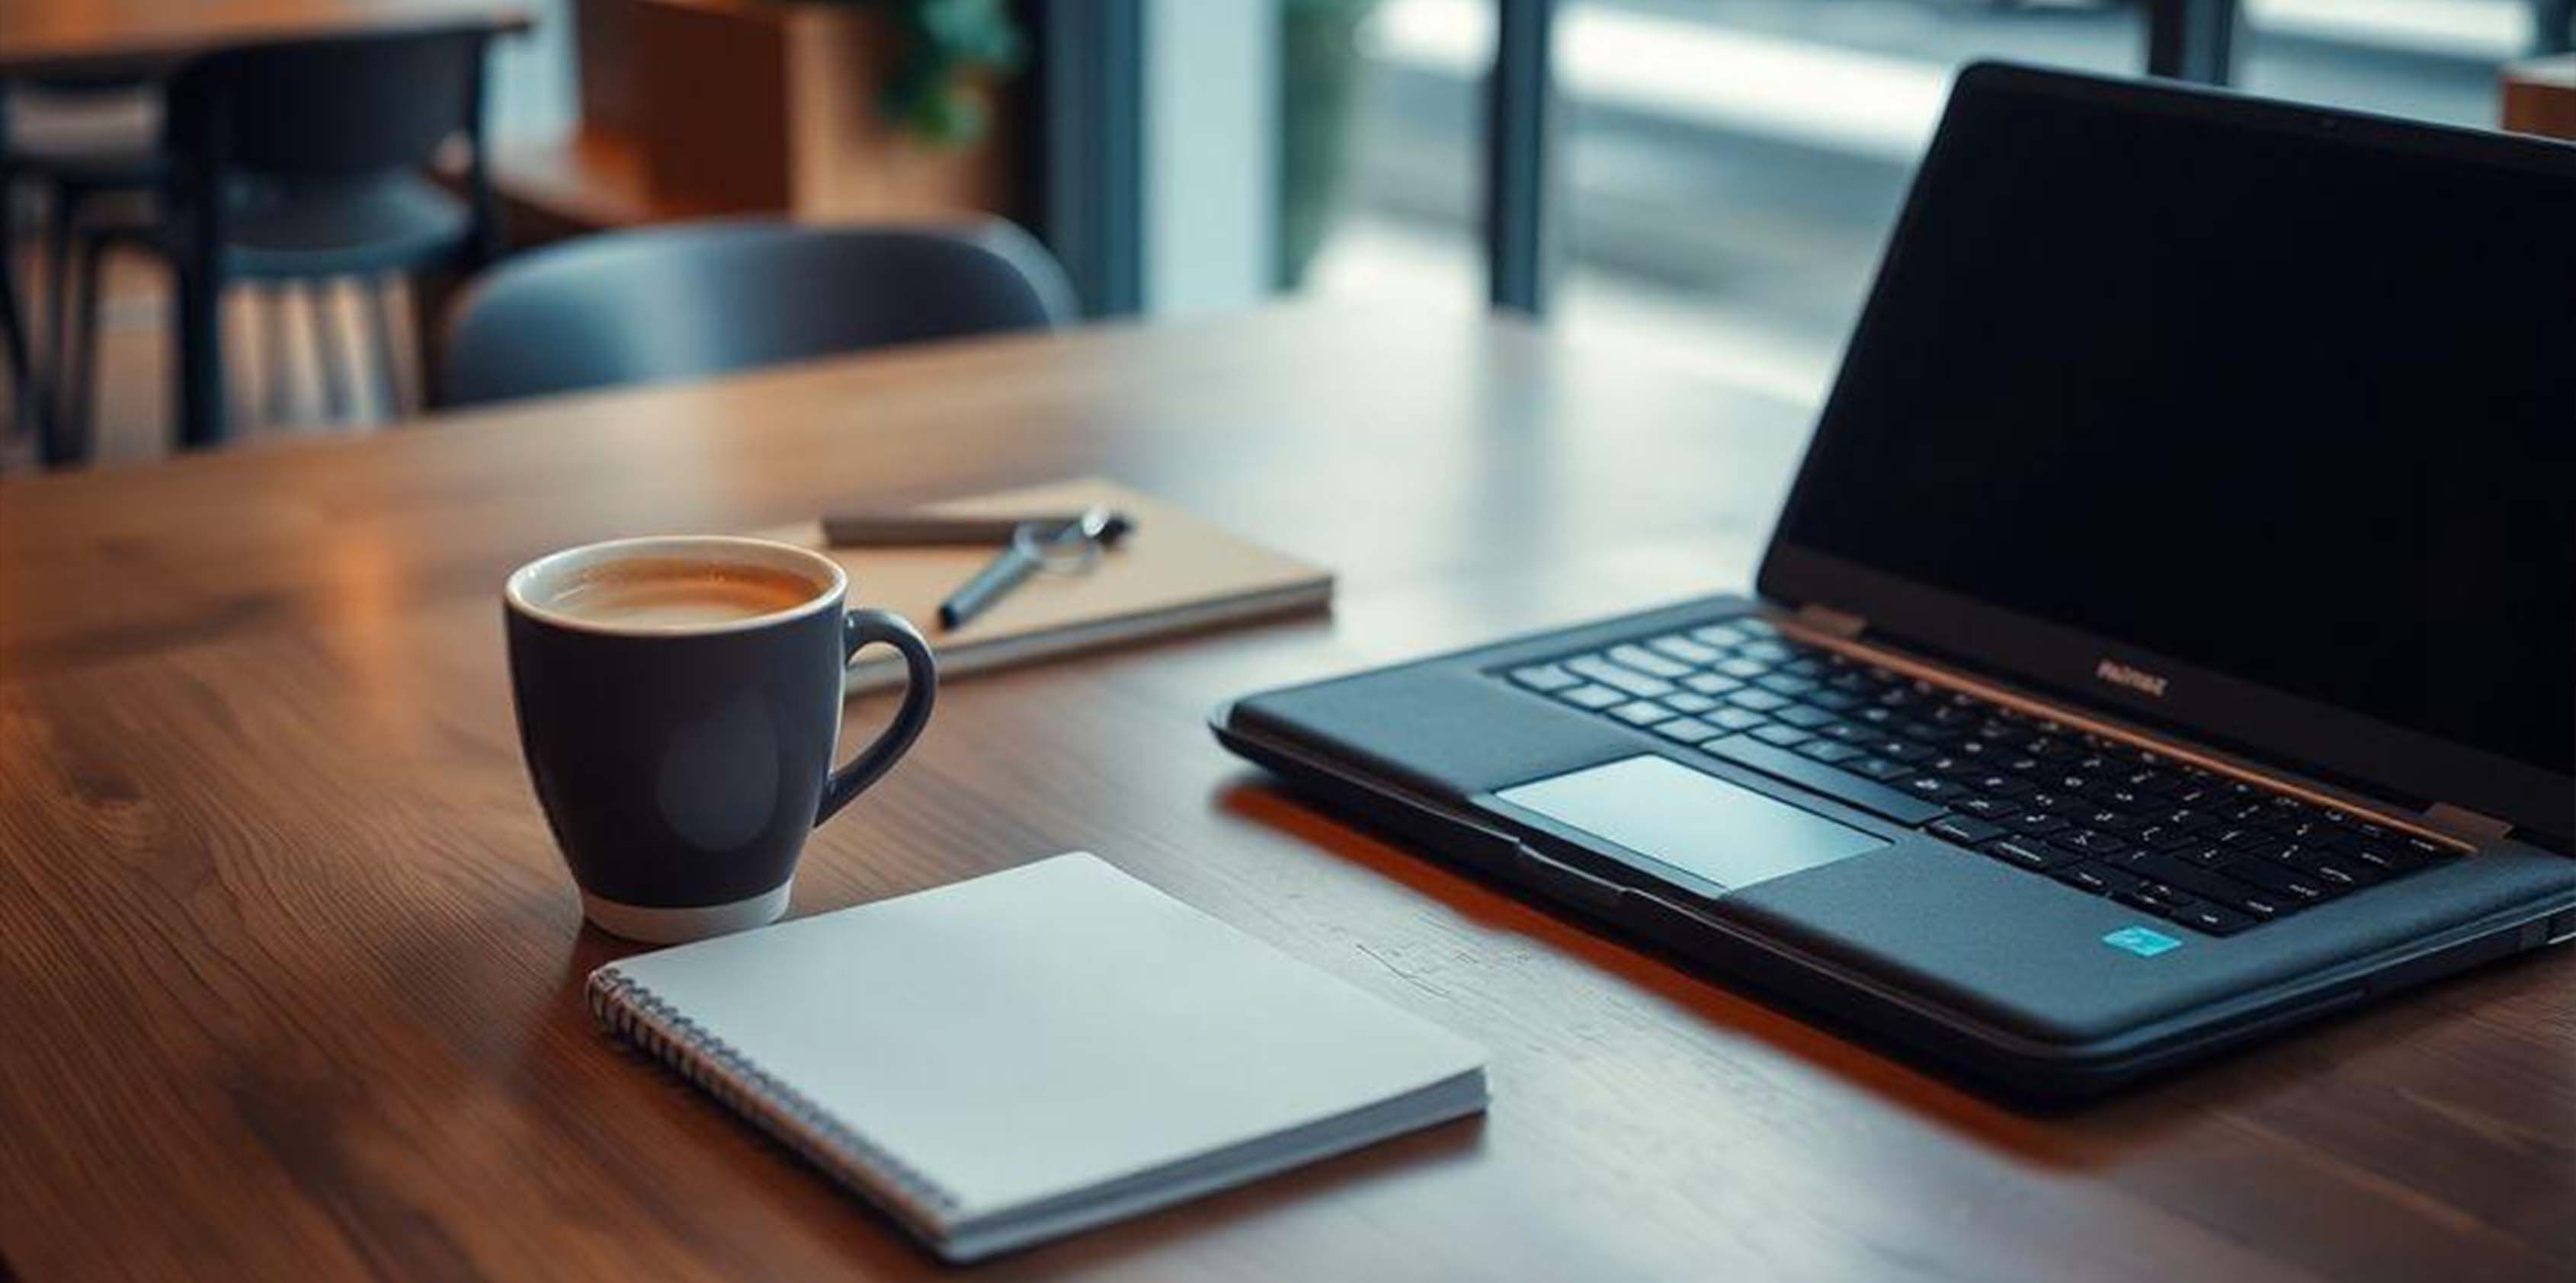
0, 0, 530, 82
2, 308, 2568, 1281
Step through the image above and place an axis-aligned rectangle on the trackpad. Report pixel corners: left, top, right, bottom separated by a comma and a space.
1496, 755, 1888, 891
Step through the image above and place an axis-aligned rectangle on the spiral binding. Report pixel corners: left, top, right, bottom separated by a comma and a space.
587, 967, 962, 1231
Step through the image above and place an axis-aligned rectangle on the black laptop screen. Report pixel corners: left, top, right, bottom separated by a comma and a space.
1772, 75, 2576, 781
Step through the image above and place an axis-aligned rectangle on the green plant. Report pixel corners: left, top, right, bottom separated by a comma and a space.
812, 0, 1027, 146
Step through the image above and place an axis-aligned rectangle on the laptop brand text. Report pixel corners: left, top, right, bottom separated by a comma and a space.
2095, 660, 2169, 698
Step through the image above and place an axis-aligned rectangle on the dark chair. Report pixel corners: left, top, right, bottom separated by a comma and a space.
1, 75, 162, 450
53, 23, 501, 462
441, 219, 1075, 408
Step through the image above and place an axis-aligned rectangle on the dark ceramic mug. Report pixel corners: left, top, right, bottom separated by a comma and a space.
504, 536, 936, 942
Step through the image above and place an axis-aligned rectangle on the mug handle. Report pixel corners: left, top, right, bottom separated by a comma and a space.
816, 608, 938, 824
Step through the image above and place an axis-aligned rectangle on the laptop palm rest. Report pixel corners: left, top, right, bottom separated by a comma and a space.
1496, 755, 1889, 893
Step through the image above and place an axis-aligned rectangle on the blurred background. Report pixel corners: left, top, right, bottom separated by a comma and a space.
1299, 0, 2563, 404
4, 0, 2569, 468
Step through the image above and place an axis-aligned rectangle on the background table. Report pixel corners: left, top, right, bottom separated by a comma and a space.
0, 0, 529, 81
2, 307, 2568, 1281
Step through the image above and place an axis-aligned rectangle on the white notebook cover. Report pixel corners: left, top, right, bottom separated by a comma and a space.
587, 853, 1487, 1260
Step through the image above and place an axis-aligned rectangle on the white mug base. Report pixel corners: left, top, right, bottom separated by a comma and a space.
582, 880, 793, 943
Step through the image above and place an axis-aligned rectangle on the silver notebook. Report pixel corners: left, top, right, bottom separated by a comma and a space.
587, 853, 1488, 1262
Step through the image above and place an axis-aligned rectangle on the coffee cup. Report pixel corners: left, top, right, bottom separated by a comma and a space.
503, 536, 936, 942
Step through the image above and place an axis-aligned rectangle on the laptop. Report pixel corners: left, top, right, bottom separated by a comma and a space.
1211, 63, 2576, 1099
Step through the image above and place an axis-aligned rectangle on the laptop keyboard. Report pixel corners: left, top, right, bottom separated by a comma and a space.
1500, 617, 2454, 937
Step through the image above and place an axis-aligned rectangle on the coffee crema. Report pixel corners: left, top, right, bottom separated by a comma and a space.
544, 558, 825, 629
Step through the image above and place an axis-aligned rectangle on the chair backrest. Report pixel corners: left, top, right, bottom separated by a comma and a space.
441, 219, 1078, 408
161, 24, 493, 179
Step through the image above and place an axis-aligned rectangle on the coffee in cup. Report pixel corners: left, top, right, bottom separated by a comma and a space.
542, 558, 824, 629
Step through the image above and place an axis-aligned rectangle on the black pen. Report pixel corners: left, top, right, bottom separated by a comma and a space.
937, 507, 1132, 630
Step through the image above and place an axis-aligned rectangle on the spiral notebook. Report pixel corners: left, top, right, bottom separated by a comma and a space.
585, 854, 1488, 1262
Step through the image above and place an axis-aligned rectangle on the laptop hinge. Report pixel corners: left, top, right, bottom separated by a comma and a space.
2422, 803, 2514, 847
1791, 603, 1867, 638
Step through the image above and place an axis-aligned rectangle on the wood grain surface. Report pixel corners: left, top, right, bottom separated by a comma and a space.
1, 306, 2568, 1281
0, 0, 529, 81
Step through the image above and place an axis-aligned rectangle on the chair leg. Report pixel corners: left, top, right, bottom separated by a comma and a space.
0, 202, 34, 443
258, 282, 293, 427
38, 187, 82, 462
310, 279, 354, 426
173, 261, 226, 450
56, 234, 107, 463
364, 275, 409, 420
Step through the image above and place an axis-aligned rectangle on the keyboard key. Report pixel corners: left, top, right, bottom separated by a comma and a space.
1755, 673, 1818, 697
2003, 811, 2069, 837
1928, 814, 2006, 845
1684, 673, 1745, 696
1703, 735, 1949, 825
1815, 721, 1882, 747
2051, 861, 2144, 897
1987, 837, 2075, 871
1510, 664, 1578, 692
1780, 657, 1831, 678
2222, 858, 2339, 904
1716, 657, 1770, 679
2117, 769, 2174, 794
1792, 739, 1866, 765
1568, 656, 1675, 699
2114, 885, 2203, 918
1652, 717, 1722, 745
1609, 700, 1673, 727
1689, 623, 1751, 648
2398, 834, 2451, 860
1775, 704, 1839, 729
1956, 795, 2020, 821
1738, 640, 1793, 662
2060, 829, 2129, 856
1646, 635, 1724, 665
1661, 692, 1720, 715
1556, 684, 1625, 710
1961, 773, 2032, 798
2129, 824, 2201, 852
1846, 756, 1914, 782
1725, 689, 1794, 713
1608, 645, 1692, 680
2171, 902, 2255, 936
1751, 725, 1814, 748
2281, 848, 2378, 891
1899, 774, 1966, 801
2345, 842, 2430, 878
1803, 688, 1866, 712
1707, 707, 1770, 731
1875, 739, 1935, 763
1733, 617, 1780, 638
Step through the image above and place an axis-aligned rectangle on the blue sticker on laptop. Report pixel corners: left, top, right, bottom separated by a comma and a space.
2102, 925, 2183, 958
